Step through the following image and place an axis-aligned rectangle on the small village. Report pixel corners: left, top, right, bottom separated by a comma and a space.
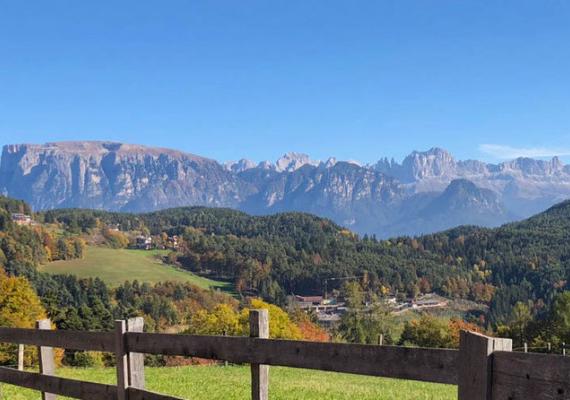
292, 293, 449, 327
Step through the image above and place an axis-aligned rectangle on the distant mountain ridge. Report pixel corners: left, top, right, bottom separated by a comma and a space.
1, 141, 569, 237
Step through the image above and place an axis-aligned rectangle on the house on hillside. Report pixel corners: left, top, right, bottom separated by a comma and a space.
292, 295, 345, 329
295, 295, 324, 309
135, 235, 153, 250
167, 235, 180, 250
108, 224, 121, 232
11, 213, 32, 226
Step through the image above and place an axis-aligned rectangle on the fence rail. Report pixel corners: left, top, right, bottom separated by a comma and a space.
0, 311, 567, 400
125, 332, 459, 384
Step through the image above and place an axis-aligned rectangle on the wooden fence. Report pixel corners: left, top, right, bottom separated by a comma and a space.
0, 310, 568, 400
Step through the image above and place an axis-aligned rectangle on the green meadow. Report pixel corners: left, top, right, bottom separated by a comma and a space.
40, 246, 231, 290
1, 365, 456, 400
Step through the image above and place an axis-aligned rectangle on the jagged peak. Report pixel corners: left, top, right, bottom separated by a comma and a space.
274, 152, 318, 172
498, 156, 565, 175
406, 147, 455, 160
321, 157, 337, 168
224, 158, 257, 173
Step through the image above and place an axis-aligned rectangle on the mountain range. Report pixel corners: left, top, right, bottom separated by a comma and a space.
1, 141, 569, 237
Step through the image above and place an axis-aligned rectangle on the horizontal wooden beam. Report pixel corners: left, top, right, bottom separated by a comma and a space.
127, 387, 185, 400
126, 333, 458, 385
492, 351, 570, 400
0, 367, 117, 399
0, 328, 115, 352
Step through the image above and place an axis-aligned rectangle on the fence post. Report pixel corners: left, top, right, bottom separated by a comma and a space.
127, 317, 145, 390
250, 309, 269, 400
36, 319, 56, 400
458, 330, 512, 400
115, 320, 129, 400
223, 330, 229, 367
17, 344, 24, 371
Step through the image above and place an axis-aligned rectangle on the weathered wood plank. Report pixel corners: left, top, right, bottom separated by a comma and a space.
37, 319, 56, 400
0, 367, 117, 399
126, 333, 459, 384
115, 320, 129, 400
458, 330, 512, 400
128, 317, 145, 390
250, 310, 269, 400
17, 344, 24, 371
0, 327, 115, 352
492, 351, 570, 400
127, 387, 184, 400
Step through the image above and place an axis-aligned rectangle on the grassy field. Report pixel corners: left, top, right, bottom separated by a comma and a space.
40, 246, 232, 290
1, 365, 456, 400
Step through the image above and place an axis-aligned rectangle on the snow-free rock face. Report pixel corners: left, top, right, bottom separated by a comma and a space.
0, 142, 253, 211
224, 159, 257, 173
2, 141, 570, 237
400, 147, 458, 182
240, 162, 405, 232
273, 152, 319, 172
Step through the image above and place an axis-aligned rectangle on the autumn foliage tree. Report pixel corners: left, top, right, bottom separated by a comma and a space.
399, 315, 453, 348
186, 298, 310, 340
0, 268, 47, 365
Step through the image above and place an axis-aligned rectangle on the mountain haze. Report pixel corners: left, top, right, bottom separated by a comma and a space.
1, 141, 569, 237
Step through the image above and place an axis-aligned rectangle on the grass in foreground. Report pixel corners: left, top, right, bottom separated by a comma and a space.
1, 365, 456, 400
40, 246, 232, 290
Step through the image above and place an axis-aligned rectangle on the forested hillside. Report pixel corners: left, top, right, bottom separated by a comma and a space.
421, 201, 570, 323
42, 201, 570, 325
0, 197, 328, 367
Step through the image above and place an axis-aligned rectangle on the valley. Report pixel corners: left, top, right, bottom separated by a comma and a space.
2, 4, 568, 398
1, 190, 569, 397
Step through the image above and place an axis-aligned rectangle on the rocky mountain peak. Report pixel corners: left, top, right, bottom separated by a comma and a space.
322, 157, 338, 168
274, 152, 318, 172
224, 158, 257, 173
3, 141, 570, 237
401, 147, 457, 181
498, 156, 566, 176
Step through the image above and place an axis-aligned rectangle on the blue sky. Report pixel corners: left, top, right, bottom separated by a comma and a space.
1, 1, 569, 164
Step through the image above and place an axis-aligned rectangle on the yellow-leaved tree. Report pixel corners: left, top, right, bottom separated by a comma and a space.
240, 299, 302, 340
0, 268, 47, 365
186, 299, 303, 340
187, 303, 241, 336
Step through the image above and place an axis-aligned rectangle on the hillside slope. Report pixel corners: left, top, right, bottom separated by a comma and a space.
42, 199, 570, 323
41, 247, 231, 289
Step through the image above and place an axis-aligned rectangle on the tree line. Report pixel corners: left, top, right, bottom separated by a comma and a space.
41, 201, 570, 326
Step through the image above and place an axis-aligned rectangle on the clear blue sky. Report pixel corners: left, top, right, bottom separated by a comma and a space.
1, 1, 569, 164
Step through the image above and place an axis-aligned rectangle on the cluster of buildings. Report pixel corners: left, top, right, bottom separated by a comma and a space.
106, 224, 180, 251
293, 293, 448, 328
390, 294, 448, 314
293, 295, 346, 327
134, 234, 180, 251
